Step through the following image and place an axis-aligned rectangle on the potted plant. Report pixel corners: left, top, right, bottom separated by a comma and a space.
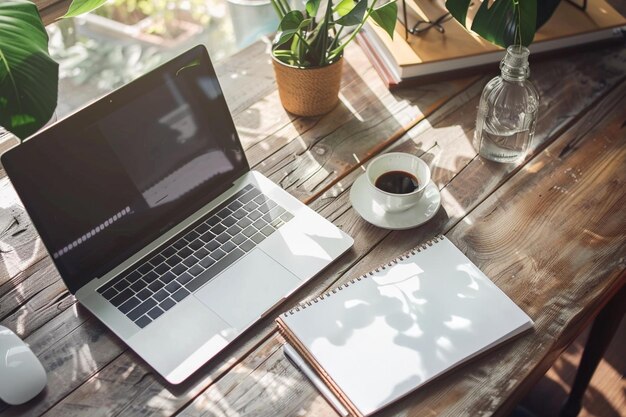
269, 0, 397, 117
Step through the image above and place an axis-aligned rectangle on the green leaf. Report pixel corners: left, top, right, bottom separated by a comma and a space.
273, 11, 306, 47
445, 0, 472, 27
306, 0, 321, 17
470, 0, 537, 47
335, 0, 367, 26
0, 0, 59, 139
536, 0, 561, 29
446, 0, 560, 47
63, 0, 109, 18
334, 0, 355, 16
369, 1, 397, 39
279, 10, 305, 32
309, 0, 333, 65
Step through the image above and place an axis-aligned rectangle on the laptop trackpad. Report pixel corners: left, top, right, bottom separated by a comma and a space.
194, 248, 301, 331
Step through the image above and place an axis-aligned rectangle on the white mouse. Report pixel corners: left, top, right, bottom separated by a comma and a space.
0, 325, 47, 405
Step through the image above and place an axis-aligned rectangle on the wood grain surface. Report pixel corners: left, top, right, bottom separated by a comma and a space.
0, 23, 625, 417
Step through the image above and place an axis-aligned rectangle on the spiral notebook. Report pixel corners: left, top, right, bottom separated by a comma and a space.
276, 236, 533, 417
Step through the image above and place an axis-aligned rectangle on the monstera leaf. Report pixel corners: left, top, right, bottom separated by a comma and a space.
536, 0, 562, 29
472, 0, 537, 47
0, 0, 58, 139
446, 0, 562, 47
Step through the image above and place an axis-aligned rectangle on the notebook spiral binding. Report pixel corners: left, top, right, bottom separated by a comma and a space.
284, 235, 445, 317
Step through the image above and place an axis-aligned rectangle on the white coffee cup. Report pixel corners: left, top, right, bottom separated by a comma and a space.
365, 152, 431, 213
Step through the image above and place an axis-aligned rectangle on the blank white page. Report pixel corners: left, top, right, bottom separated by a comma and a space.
281, 237, 533, 416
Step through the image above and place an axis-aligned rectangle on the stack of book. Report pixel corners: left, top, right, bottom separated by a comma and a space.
358, 0, 626, 88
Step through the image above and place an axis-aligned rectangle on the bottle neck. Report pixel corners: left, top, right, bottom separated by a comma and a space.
499, 45, 530, 82
500, 65, 529, 82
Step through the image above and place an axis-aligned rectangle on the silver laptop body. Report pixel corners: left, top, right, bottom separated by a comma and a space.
2, 46, 353, 384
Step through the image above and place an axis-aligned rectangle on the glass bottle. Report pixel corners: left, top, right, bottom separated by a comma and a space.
474, 45, 539, 163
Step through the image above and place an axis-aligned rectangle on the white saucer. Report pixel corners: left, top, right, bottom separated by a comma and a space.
350, 174, 441, 230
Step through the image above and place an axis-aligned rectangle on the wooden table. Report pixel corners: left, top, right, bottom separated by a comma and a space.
1, 33, 625, 417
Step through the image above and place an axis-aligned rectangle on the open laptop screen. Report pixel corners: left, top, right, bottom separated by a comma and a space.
2, 46, 248, 293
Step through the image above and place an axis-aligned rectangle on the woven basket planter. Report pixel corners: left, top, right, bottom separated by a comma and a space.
272, 56, 343, 117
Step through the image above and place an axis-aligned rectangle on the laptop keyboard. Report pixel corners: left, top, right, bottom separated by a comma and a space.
96, 184, 294, 328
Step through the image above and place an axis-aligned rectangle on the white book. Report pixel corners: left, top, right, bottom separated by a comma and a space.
277, 236, 533, 417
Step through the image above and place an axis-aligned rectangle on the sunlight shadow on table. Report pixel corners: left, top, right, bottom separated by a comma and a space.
268, 54, 474, 199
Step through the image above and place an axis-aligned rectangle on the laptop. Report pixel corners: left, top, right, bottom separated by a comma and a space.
1, 45, 353, 384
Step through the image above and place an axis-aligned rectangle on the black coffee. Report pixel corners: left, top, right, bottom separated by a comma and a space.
375, 171, 419, 194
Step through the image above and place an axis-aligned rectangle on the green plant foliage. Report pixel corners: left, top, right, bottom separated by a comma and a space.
445, 0, 471, 28
335, 0, 367, 26
63, 0, 109, 18
370, 1, 398, 39
536, 0, 561, 28
309, 0, 333, 65
0, 0, 126, 139
274, 11, 310, 46
271, 0, 396, 68
306, 0, 321, 17
445, 0, 561, 48
334, 0, 356, 17
0, 0, 58, 139
472, 0, 536, 46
